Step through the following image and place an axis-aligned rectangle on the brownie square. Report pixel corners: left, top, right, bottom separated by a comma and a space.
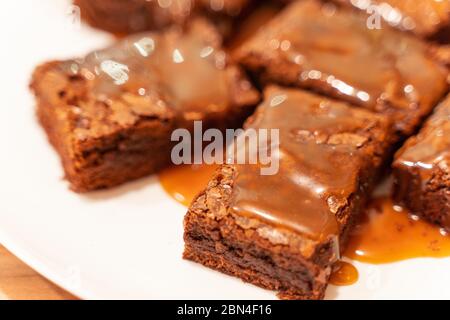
184, 86, 392, 299
74, 0, 252, 35
237, 0, 449, 138
393, 94, 450, 231
30, 19, 259, 192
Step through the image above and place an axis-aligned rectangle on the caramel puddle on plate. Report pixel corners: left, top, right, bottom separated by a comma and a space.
329, 261, 359, 286
345, 197, 450, 264
158, 164, 219, 207
330, 196, 450, 286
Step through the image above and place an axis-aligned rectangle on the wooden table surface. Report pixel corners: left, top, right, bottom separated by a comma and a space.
0, 245, 77, 300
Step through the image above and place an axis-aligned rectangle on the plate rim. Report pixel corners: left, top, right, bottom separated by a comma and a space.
0, 229, 89, 300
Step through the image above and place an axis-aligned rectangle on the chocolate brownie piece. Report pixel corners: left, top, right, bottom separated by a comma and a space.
184, 86, 392, 299
237, 0, 449, 138
30, 19, 259, 192
333, 0, 450, 41
393, 94, 450, 231
74, 0, 252, 35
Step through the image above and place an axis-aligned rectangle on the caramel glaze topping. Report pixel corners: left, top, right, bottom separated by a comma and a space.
343, 0, 450, 37
238, 0, 448, 135
231, 86, 389, 242
65, 19, 228, 113
54, 19, 256, 140
396, 95, 450, 172
394, 95, 450, 225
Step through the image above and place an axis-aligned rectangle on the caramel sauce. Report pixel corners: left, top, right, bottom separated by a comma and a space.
346, 0, 450, 36
345, 197, 450, 264
231, 87, 384, 240
159, 164, 219, 206
394, 97, 450, 185
329, 261, 359, 286
112, 32, 128, 40
63, 20, 231, 115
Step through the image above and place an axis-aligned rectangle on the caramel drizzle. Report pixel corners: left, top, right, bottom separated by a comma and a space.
231, 87, 378, 240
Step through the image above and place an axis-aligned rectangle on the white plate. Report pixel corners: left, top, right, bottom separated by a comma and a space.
1, 0, 450, 300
